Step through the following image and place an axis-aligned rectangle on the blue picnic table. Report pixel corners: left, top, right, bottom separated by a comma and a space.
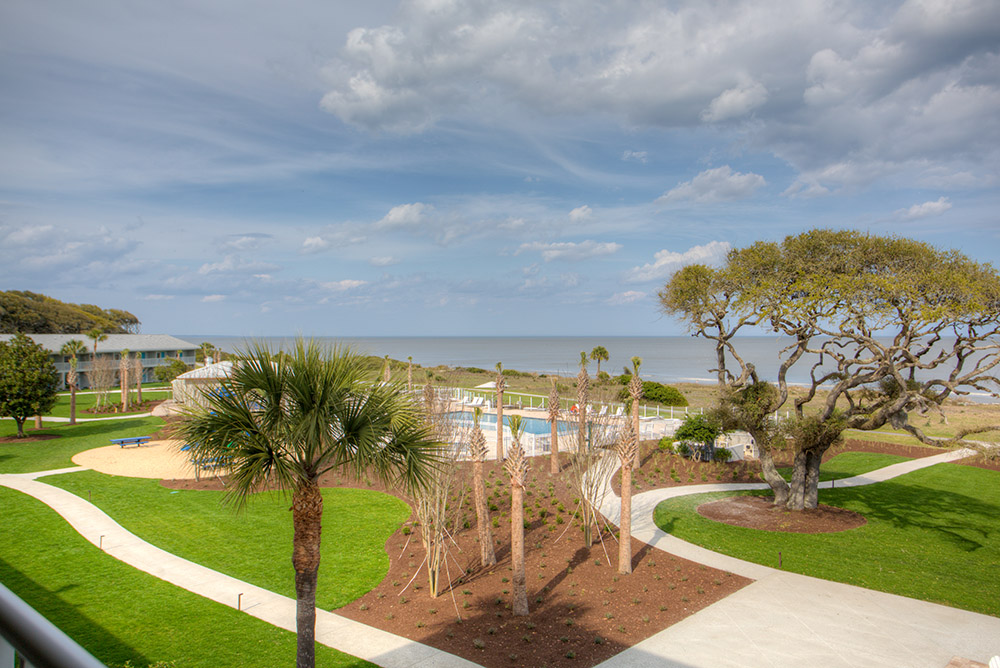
110, 436, 151, 448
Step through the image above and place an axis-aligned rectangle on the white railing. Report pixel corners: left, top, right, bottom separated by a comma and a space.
443, 386, 702, 420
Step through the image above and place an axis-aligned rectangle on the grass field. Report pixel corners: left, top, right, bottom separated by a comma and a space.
0, 416, 164, 473
1, 486, 371, 667
44, 470, 412, 610
652, 463, 1000, 616
46, 390, 171, 418
776, 452, 912, 482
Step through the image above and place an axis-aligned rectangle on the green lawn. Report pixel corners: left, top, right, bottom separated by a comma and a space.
653, 463, 1000, 616
47, 390, 171, 418
776, 451, 912, 482
45, 470, 411, 610
0, 416, 164, 473
1, 486, 371, 668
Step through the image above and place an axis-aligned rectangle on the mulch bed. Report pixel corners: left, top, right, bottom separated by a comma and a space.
84, 399, 165, 415
697, 496, 867, 533
163, 455, 750, 668
955, 453, 1000, 472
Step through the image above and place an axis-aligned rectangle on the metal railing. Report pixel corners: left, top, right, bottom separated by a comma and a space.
0, 583, 104, 668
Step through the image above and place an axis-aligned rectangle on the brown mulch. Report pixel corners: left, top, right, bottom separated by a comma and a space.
0, 432, 62, 444
697, 496, 867, 533
85, 399, 165, 415
955, 453, 1000, 472
163, 456, 750, 668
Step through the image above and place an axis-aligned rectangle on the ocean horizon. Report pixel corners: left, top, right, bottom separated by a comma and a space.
177, 334, 998, 403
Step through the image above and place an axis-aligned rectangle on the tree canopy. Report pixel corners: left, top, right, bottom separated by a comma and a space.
0, 333, 60, 437
660, 229, 1000, 509
0, 290, 140, 334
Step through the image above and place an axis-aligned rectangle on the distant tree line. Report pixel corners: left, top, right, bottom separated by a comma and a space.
0, 290, 140, 334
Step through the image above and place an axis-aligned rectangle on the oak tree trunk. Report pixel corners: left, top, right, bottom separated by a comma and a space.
758, 448, 790, 507
804, 449, 823, 509
472, 460, 496, 567
510, 484, 528, 615
786, 450, 808, 510
292, 480, 323, 668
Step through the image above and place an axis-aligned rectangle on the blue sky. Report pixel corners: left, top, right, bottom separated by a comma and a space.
2, 0, 998, 336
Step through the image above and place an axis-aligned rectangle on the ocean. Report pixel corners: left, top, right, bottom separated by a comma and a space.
177, 335, 996, 403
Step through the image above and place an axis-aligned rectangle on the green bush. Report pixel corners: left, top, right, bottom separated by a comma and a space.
673, 442, 691, 457
616, 380, 688, 407
713, 448, 733, 463
657, 437, 674, 452
153, 359, 189, 383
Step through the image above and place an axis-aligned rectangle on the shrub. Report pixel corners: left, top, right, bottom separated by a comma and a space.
657, 437, 674, 452
714, 447, 734, 463
153, 358, 189, 383
673, 441, 691, 457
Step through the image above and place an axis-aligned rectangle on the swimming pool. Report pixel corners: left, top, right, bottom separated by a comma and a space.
445, 411, 571, 436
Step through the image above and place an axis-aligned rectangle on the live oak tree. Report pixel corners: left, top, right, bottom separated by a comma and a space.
0, 333, 59, 437
661, 229, 1000, 511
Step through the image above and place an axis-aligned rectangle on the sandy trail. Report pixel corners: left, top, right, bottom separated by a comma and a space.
72, 440, 200, 479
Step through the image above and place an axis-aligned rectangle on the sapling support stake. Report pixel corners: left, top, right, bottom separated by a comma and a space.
778, 551, 782, 568
238, 593, 243, 611
99, 535, 104, 550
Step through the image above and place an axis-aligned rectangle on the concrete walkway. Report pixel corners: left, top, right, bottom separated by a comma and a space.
0, 468, 476, 668
594, 448, 1000, 667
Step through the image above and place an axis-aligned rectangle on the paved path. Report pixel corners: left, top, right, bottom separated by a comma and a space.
0, 468, 476, 668
594, 448, 1000, 667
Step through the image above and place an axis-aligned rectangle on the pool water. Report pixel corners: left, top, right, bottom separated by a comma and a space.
445, 411, 571, 435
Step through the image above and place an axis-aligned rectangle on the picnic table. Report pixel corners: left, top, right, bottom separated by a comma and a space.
110, 436, 151, 448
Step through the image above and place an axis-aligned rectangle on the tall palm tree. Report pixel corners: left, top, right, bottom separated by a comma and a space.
494, 362, 506, 460
629, 357, 643, 470
590, 346, 609, 377
576, 352, 589, 455
198, 342, 216, 366
407, 356, 413, 393
504, 415, 529, 616
469, 407, 496, 568
382, 355, 391, 383
60, 339, 86, 425
178, 339, 440, 668
616, 421, 638, 574
548, 376, 560, 474
119, 349, 130, 412
86, 328, 107, 356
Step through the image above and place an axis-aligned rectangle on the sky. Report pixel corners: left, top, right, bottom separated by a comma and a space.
1, 0, 998, 337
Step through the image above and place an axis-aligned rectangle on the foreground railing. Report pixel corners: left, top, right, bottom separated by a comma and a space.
0, 583, 104, 668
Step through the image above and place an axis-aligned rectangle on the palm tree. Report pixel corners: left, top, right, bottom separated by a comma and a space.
382, 355, 391, 383
504, 415, 529, 616
494, 362, 506, 460
198, 342, 216, 366
60, 339, 86, 425
407, 356, 413, 393
548, 377, 561, 474
178, 339, 440, 668
616, 421, 638, 574
629, 357, 643, 470
119, 349, 130, 412
590, 346, 609, 377
469, 407, 496, 568
86, 328, 107, 356
576, 352, 589, 455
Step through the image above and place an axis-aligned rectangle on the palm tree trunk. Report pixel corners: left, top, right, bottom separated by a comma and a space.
292, 481, 323, 668
473, 460, 496, 567
619, 463, 632, 574
550, 418, 559, 474
631, 400, 640, 470
496, 392, 504, 460
69, 385, 77, 425
510, 483, 528, 616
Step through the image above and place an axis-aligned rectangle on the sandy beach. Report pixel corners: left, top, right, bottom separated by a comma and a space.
72, 440, 200, 479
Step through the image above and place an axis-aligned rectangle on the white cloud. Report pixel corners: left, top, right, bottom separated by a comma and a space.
301, 237, 330, 254
142, 294, 174, 301
222, 233, 272, 251
659, 166, 766, 203
197, 255, 278, 276
369, 256, 398, 266
608, 290, 645, 304
322, 279, 367, 291
626, 240, 731, 283
569, 205, 592, 222
894, 197, 952, 220
518, 240, 622, 262
202, 294, 226, 302
701, 81, 768, 122
376, 202, 432, 229
621, 150, 647, 163
4, 224, 54, 245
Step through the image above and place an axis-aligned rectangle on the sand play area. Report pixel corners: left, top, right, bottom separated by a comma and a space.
72, 440, 201, 479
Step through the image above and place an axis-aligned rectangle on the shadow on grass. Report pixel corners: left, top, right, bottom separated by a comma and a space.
825, 477, 997, 553
0, 555, 148, 667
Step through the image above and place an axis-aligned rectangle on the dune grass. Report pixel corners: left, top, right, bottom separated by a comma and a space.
0, 416, 164, 473
44, 470, 411, 610
653, 463, 1000, 616
1, 486, 371, 668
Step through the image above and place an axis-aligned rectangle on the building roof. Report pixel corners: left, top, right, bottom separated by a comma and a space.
175, 361, 233, 380
0, 333, 199, 354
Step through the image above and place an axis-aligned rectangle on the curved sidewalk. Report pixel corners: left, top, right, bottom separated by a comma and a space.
0, 468, 476, 668
594, 448, 1000, 667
